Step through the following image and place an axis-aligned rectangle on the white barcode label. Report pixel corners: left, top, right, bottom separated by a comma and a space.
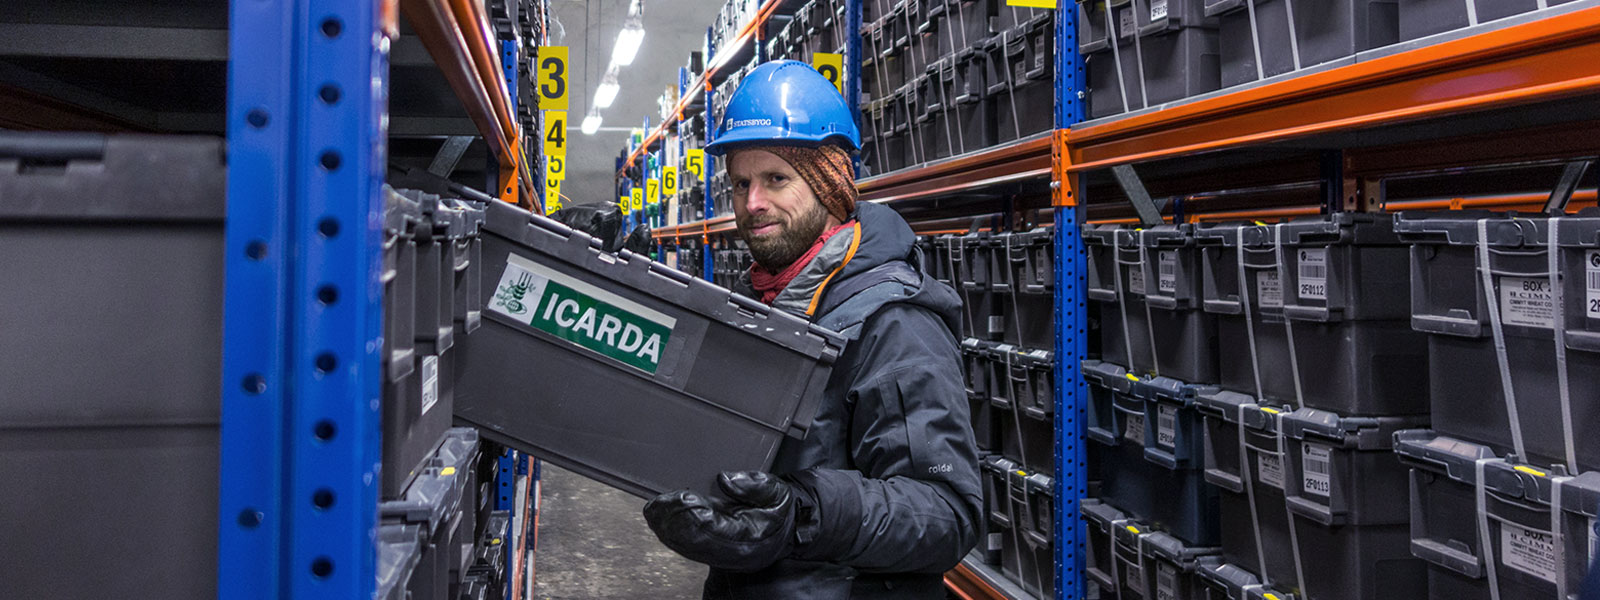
1501, 520, 1560, 583
1586, 250, 1600, 317
1125, 559, 1143, 593
1125, 413, 1147, 446
1151, 0, 1169, 20
420, 355, 440, 414
1157, 405, 1177, 449
1129, 265, 1147, 296
1156, 562, 1177, 600
1158, 251, 1178, 293
1119, 7, 1136, 38
1258, 453, 1284, 489
1257, 270, 1283, 308
989, 532, 1003, 552
988, 315, 1006, 334
1500, 276, 1556, 328
1297, 248, 1328, 300
1302, 443, 1332, 497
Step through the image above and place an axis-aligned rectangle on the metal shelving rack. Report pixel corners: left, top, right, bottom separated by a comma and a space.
214, 0, 547, 596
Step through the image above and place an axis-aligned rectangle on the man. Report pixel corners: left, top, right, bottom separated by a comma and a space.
642, 60, 982, 599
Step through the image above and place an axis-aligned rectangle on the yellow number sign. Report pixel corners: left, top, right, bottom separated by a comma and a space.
630, 188, 643, 212
686, 149, 705, 180
646, 178, 660, 206
812, 53, 844, 96
545, 185, 563, 213
662, 166, 678, 197
620, 195, 631, 215
537, 47, 569, 110
1006, 0, 1056, 7
543, 110, 568, 160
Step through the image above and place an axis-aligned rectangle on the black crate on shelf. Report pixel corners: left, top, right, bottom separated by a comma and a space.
1193, 217, 1428, 417
1208, 0, 1397, 88
985, 25, 1054, 144
997, 0, 1052, 32
1395, 210, 1600, 472
1083, 0, 1150, 118
992, 354, 1054, 474
1397, 0, 1577, 42
1136, 20, 1221, 107
1113, 517, 1226, 600
963, 338, 1000, 451
1198, 390, 1428, 599
1083, 498, 1133, 597
1396, 429, 1600, 600
0, 133, 225, 599
1085, 224, 1220, 384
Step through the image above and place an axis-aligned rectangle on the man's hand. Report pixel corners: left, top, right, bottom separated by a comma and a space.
642, 471, 817, 572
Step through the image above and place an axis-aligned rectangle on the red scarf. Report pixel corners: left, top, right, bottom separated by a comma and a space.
750, 222, 854, 305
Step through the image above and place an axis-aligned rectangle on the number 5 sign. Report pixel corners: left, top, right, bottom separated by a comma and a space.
538, 46, 568, 110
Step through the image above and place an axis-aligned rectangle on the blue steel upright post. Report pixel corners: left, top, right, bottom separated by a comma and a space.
845, 0, 863, 149
1054, 2, 1087, 599
222, 0, 389, 597
703, 27, 717, 282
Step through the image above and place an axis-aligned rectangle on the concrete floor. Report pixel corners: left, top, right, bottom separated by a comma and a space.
534, 464, 706, 599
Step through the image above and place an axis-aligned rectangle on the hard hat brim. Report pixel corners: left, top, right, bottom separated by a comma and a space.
704, 126, 859, 156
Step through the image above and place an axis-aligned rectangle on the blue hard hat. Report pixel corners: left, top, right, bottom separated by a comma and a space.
704, 60, 860, 156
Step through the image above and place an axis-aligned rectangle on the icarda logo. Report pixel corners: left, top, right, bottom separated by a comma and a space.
489, 254, 676, 373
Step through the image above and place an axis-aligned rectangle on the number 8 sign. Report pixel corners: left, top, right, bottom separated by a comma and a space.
812, 53, 844, 96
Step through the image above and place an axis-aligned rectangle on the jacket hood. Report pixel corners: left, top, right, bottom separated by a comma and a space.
824, 203, 963, 336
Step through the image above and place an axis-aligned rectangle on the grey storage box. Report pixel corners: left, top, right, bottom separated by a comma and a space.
454, 201, 845, 498
1196, 561, 1286, 600
1083, 498, 1136, 597
963, 338, 999, 451
381, 428, 480, 600
1208, 0, 1398, 87
1008, 226, 1056, 294
1084, 0, 1150, 117
1395, 211, 1600, 471
0, 133, 225, 599
944, 0, 997, 54
987, 23, 1056, 143
1197, 391, 1428, 598
992, 347, 1055, 474
1114, 520, 1225, 600
1194, 217, 1428, 416
1003, 469, 1057, 598
376, 522, 426, 600
1395, 430, 1600, 600
1087, 223, 1220, 383
983, 454, 1021, 565
1136, 22, 1222, 106
927, 55, 995, 159
1398, 0, 1578, 42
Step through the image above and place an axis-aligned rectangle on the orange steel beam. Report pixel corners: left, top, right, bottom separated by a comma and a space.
446, 0, 535, 208
1065, 6, 1600, 172
652, 215, 736, 240
859, 135, 1053, 193
943, 563, 1004, 600
1085, 190, 1600, 224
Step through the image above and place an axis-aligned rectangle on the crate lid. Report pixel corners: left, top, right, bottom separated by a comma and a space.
1393, 210, 1554, 247
1192, 388, 1286, 431
0, 133, 225, 222
379, 428, 480, 534
1279, 407, 1428, 451
1081, 359, 1133, 392
1081, 223, 1130, 246
1140, 530, 1222, 569
1131, 375, 1208, 407
384, 188, 422, 238
1195, 561, 1267, 599
1080, 497, 1129, 528
981, 454, 1020, 474
1556, 208, 1600, 247
1393, 430, 1600, 516
1273, 212, 1403, 246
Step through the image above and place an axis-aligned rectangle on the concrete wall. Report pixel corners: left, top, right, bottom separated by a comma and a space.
550, 0, 721, 207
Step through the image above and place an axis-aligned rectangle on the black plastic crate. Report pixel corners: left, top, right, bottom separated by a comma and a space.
997, 0, 1052, 32
454, 202, 846, 498
1008, 226, 1055, 294
1129, 376, 1209, 470
1137, 23, 1221, 106
982, 454, 1020, 566
1397, 0, 1578, 42
1196, 561, 1286, 600
0, 133, 226, 599
1193, 217, 1428, 416
1198, 391, 1428, 598
1005, 468, 1057, 598
1083, 498, 1133, 597
1396, 430, 1600, 600
986, 25, 1055, 143
1114, 517, 1226, 600
1139, 0, 1215, 32
1086, 224, 1220, 383
1395, 210, 1600, 471
940, 0, 997, 56
963, 338, 1000, 451
1084, 0, 1151, 118
992, 356, 1054, 474
1208, 0, 1397, 88
382, 428, 479, 600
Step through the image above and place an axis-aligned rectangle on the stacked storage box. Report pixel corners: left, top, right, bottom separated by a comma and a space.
1188, 215, 1430, 598
378, 429, 483, 600
986, 10, 1056, 143
1084, 499, 1225, 600
1392, 210, 1600, 599
1398, 0, 1581, 42
1081, 0, 1221, 119
1208, 0, 1397, 88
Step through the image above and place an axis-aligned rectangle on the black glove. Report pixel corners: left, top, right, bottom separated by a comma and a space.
642, 471, 818, 573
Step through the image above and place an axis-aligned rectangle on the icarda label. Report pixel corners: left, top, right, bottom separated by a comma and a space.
490, 254, 675, 373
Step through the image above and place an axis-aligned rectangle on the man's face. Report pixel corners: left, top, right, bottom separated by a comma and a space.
728, 148, 832, 270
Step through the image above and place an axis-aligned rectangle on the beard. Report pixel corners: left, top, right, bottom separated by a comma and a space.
738, 200, 831, 271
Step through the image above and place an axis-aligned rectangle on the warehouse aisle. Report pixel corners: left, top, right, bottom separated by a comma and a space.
534, 464, 706, 599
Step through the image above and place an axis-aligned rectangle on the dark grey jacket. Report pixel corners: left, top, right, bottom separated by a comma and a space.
711, 202, 982, 599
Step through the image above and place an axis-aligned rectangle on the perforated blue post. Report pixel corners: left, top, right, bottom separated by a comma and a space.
502, 39, 519, 113
1056, 4, 1088, 600
222, 0, 386, 597
703, 27, 717, 282
845, 0, 863, 141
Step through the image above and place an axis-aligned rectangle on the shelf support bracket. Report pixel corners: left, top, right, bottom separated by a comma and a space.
1110, 163, 1165, 226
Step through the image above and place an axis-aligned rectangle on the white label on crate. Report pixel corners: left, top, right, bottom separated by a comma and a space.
1297, 248, 1329, 301
989, 315, 1006, 335
1586, 250, 1600, 317
1124, 559, 1144, 593
1501, 520, 1560, 584
1125, 413, 1147, 446
1499, 276, 1556, 329
1257, 270, 1283, 308
1119, 7, 1136, 38
1301, 442, 1332, 497
989, 532, 1004, 552
1258, 453, 1285, 489
1151, 0, 1169, 21
1158, 251, 1178, 293
420, 355, 440, 415
1129, 265, 1147, 296
1156, 562, 1178, 600
1157, 405, 1177, 449
1590, 517, 1598, 565
490, 253, 677, 373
